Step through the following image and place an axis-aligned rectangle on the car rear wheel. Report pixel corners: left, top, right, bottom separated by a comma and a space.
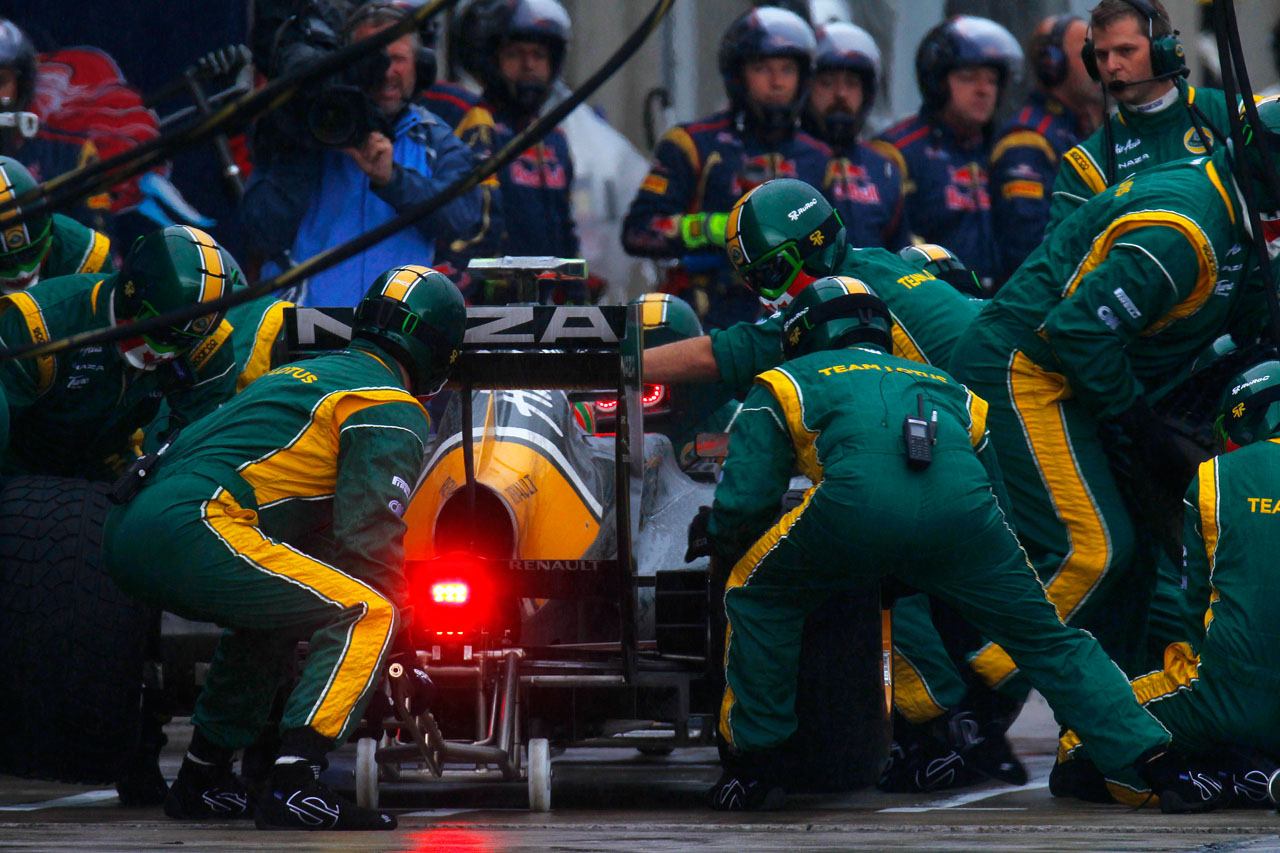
0, 475, 156, 783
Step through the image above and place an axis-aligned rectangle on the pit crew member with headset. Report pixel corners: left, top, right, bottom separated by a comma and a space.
945, 96, 1280, 699
1045, 0, 1232, 231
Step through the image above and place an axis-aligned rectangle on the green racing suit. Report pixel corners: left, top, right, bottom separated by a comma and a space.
707, 344, 1171, 778
950, 146, 1269, 684
40, 213, 112, 281
103, 341, 429, 751
1047, 84, 1232, 232
1059, 439, 1280, 799
0, 272, 236, 479
708, 244, 981, 724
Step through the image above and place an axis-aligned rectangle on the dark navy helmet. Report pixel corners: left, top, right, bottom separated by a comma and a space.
451, 0, 571, 117
718, 6, 816, 133
915, 15, 1023, 112
803, 22, 881, 146
0, 20, 36, 112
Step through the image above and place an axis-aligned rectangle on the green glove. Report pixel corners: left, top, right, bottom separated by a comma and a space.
680, 212, 730, 250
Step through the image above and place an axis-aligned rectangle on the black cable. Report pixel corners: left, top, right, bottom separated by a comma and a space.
1211, 0, 1280, 349
0, 0, 462, 228
0, 0, 677, 364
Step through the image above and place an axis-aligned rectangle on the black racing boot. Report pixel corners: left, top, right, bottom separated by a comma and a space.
165, 758, 254, 819
1136, 746, 1227, 814
946, 708, 1027, 786
1048, 754, 1113, 804
1210, 744, 1279, 808
164, 729, 254, 819
255, 759, 396, 831
878, 715, 979, 793
707, 747, 786, 811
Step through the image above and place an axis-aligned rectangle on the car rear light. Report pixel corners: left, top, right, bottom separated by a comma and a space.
431, 582, 469, 604
594, 384, 666, 412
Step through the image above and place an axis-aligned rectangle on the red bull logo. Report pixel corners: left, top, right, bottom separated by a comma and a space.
731, 155, 798, 197
510, 144, 568, 189
944, 163, 990, 212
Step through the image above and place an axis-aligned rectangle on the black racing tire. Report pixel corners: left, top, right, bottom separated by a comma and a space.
0, 475, 157, 783
787, 587, 890, 793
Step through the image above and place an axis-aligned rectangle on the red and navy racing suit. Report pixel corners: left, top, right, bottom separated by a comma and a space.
989, 91, 1089, 283
874, 113, 997, 288
621, 109, 831, 330
822, 141, 909, 251
419, 81, 505, 280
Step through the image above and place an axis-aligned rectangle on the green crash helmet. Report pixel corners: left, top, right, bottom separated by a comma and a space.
780, 274, 891, 360
1215, 359, 1280, 451
627, 292, 703, 349
0, 156, 51, 291
112, 226, 241, 371
725, 177, 846, 312
898, 242, 984, 298
353, 265, 466, 397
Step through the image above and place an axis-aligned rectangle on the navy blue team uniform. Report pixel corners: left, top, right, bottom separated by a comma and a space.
622, 110, 831, 329
989, 91, 1089, 281
874, 115, 997, 286
823, 142, 908, 250
419, 81, 505, 281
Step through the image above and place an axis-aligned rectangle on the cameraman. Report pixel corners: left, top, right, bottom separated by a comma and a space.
242, 1, 481, 307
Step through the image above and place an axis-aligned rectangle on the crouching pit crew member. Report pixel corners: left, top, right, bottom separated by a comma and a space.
695, 276, 1225, 812
1053, 361, 1280, 811
0, 155, 112, 292
0, 225, 237, 479
102, 265, 466, 831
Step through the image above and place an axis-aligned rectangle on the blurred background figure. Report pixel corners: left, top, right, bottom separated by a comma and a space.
802, 22, 909, 251
622, 6, 829, 329
874, 15, 1022, 291
989, 14, 1100, 286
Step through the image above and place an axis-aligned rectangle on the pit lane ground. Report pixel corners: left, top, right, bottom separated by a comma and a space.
2, 693, 1278, 852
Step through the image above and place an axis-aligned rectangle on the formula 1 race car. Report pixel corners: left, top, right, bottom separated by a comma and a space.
282, 258, 891, 811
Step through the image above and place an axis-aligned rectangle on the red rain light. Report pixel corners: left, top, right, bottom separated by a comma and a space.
594, 384, 666, 411
431, 582, 470, 604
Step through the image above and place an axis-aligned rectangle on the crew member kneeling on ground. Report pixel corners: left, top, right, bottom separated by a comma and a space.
697, 276, 1225, 812
103, 265, 466, 831
1053, 360, 1280, 811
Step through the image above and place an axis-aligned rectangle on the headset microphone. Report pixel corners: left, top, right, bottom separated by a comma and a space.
1105, 67, 1187, 92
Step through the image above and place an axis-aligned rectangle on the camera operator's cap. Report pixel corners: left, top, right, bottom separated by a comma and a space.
354, 264, 465, 397
112, 226, 240, 370
0, 156, 51, 283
